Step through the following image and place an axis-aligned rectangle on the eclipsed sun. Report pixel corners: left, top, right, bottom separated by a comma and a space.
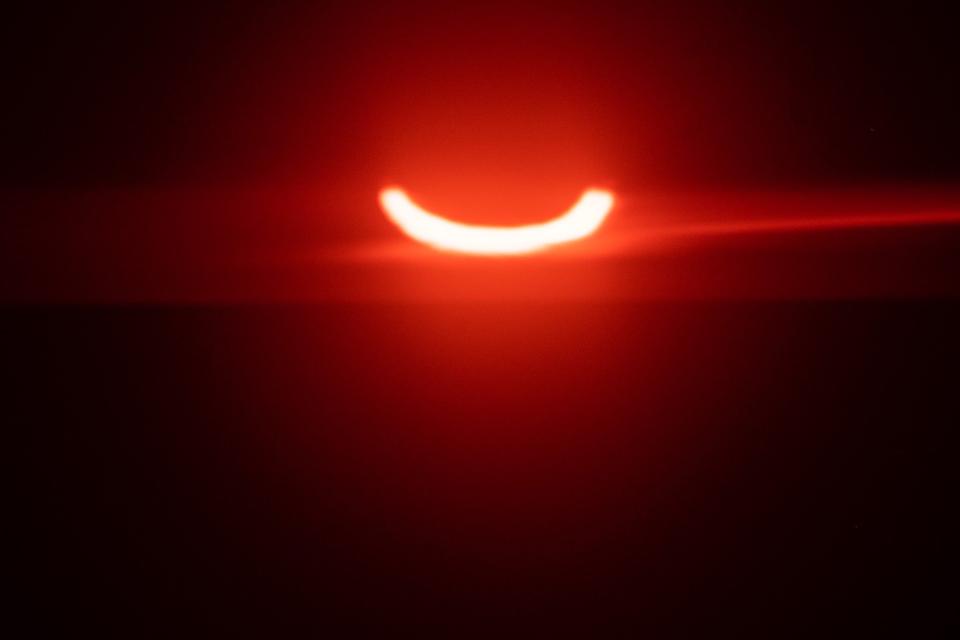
379, 187, 615, 256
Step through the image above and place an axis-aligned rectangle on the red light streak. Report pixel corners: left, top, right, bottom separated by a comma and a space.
653, 210, 960, 239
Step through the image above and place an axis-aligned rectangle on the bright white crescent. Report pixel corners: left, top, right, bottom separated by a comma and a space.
379, 187, 615, 255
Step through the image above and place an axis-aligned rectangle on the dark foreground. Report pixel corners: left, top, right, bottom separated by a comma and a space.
8, 302, 955, 633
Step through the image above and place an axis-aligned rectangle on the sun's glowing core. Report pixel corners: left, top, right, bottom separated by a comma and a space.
379, 187, 615, 255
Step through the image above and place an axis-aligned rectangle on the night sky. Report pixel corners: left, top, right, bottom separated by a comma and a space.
5, 1, 958, 634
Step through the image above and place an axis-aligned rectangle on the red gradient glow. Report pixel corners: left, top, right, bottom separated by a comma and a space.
379, 187, 615, 255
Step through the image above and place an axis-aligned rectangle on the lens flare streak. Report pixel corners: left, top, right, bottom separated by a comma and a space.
655, 210, 960, 238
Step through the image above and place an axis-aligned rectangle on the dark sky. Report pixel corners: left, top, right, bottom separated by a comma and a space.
6, 5, 958, 633
2, 1, 958, 189
2, 1, 958, 303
